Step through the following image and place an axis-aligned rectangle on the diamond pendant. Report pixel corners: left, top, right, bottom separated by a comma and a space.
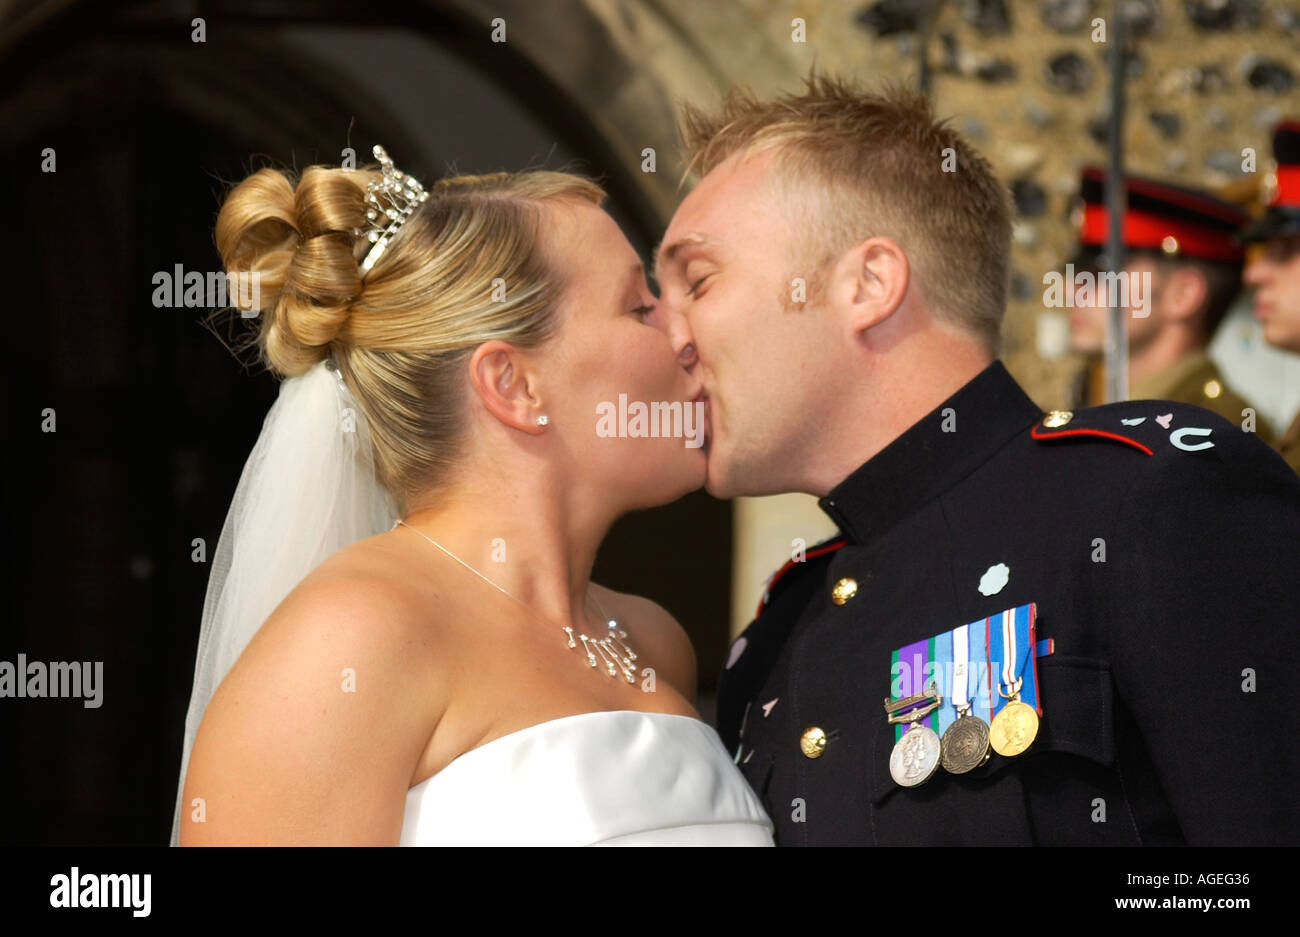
562, 622, 638, 684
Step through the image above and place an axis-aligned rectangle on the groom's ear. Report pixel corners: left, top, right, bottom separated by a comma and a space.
838, 236, 910, 336
467, 341, 546, 435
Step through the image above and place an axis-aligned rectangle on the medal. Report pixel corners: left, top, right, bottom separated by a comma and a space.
940, 622, 990, 773
941, 714, 990, 772
990, 694, 1038, 757
890, 721, 942, 787
988, 607, 1040, 757
883, 676, 942, 788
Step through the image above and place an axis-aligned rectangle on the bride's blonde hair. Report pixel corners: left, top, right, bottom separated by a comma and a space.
211, 158, 606, 515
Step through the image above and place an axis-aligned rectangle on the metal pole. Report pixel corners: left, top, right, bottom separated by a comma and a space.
1104, 1, 1128, 403
917, 2, 941, 94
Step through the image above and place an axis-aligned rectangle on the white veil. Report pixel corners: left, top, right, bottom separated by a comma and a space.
170, 357, 398, 845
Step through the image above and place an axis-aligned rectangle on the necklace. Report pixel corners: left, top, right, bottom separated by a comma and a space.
392, 519, 640, 684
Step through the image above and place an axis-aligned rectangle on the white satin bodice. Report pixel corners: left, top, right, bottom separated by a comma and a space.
399, 710, 774, 846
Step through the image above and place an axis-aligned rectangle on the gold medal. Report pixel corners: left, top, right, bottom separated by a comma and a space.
940, 710, 991, 773
989, 699, 1038, 757
990, 609, 1041, 759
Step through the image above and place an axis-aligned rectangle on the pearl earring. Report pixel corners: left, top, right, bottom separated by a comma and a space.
536, 415, 549, 427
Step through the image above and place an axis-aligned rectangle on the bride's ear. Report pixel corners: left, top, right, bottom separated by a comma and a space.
467, 341, 546, 434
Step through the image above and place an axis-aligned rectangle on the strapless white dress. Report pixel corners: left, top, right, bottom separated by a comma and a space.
399, 710, 774, 845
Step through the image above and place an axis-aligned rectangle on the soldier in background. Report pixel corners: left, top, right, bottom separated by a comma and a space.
1067, 168, 1273, 442
1240, 120, 1300, 475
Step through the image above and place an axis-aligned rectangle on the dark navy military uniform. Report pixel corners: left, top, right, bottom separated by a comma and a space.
717, 360, 1300, 845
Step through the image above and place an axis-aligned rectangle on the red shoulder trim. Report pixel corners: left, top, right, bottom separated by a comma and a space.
1031, 423, 1153, 456
754, 537, 848, 619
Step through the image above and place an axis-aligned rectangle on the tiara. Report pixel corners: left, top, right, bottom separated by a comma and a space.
355, 145, 429, 278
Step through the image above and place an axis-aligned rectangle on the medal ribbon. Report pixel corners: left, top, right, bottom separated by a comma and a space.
891, 638, 939, 742
1002, 607, 1017, 690
935, 622, 968, 738
938, 619, 993, 734
953, 623, 970, 712
892, 603, 1044, 741
985, 603, 1041, 720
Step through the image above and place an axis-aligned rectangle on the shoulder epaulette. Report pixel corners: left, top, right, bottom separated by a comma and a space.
1032, 407, 1154, 456
1031, 403, 1241, 457
754, 536, 847, 619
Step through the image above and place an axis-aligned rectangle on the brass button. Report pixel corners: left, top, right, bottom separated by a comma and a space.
1204, 379, 1222, 399
800, 726, 828, 759
831, 577, 858, 606
1042, 409, 1073, 428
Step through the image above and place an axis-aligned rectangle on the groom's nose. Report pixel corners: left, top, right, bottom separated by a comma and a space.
679, 340, 698, 369
660, 304, 698, 369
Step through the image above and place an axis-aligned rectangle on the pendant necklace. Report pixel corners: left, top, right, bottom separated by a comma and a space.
392, 519, 640, 684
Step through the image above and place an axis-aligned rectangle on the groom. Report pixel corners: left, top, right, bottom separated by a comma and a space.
652, 73, 1300, 845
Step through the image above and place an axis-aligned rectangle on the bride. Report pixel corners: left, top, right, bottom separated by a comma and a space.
171, 146, 773, 845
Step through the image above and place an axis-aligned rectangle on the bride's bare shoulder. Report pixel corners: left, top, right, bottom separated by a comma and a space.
278, 533, 415, 608
249, 532, 457, 665
181, 535, 444, 844
590, 583, 697, 702
215, 533, 447, 710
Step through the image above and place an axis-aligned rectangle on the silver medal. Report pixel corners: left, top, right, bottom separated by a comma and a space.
889, 722, 942, 787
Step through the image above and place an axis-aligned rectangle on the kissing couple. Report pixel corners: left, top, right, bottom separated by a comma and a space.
173, 71, 1300, 846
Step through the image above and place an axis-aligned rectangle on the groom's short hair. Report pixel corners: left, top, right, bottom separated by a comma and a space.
676, 70, 1013, 351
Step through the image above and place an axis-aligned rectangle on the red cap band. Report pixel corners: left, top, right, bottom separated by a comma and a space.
1079, 204, 1243, 262
1273, 166, 1300, 209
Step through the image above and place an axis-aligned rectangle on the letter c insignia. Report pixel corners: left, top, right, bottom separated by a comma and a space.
1170, 427, 1214, 452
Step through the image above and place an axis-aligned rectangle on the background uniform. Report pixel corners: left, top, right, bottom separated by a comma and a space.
1240, 119, 1300, 475
1277, 417, 1300, 476
1129, 348, 1273, 442
1072, 167, 1273, 442
717, 360, 1300, 845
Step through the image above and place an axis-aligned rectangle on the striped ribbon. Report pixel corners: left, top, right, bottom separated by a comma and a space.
890, 603, 1044, 742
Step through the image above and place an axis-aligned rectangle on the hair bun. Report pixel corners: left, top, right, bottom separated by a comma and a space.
214, 165, 374, 378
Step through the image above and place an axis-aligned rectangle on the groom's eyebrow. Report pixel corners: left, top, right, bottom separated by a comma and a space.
650, 233, 712, 284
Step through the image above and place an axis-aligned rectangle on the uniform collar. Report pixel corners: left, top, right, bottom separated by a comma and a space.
817, 360, 1043, 544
